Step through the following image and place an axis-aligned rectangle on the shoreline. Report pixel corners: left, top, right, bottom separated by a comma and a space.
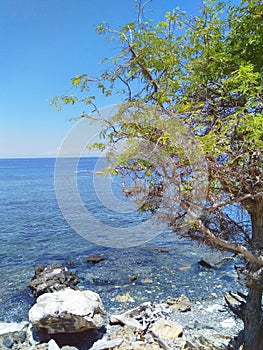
0, 293, 242, 350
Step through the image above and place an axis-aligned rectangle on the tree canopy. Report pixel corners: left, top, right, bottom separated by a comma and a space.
54, 0, 263, 348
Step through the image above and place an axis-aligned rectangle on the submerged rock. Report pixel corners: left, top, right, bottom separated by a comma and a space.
86, 254, 105, 264
29, 264, 79, 298
116, 292, 135, 303
198, 251, 233, 269
128, 275, 138, 283
29, 288, 106, 334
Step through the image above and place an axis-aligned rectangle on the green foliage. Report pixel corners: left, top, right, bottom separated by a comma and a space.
55, 0, 263, 245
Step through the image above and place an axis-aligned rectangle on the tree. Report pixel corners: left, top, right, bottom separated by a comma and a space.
53, 0, 263, 348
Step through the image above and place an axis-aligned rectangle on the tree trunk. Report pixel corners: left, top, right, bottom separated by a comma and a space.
242, 199, 263, 350
242, 201, 263, 349
243, 288, 263, 350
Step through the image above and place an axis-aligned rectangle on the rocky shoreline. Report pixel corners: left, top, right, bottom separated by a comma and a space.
0, 264, 243, 350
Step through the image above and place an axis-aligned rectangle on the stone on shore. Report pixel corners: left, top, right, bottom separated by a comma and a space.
0, 321, 29, 336
29, 264, 79, 298
29, 288, 106, 334
150, 318, 183, 340
166, 294, 192, 312
48, 339, 60, 350
0, 321, 29, 350
110, 302, 170, 331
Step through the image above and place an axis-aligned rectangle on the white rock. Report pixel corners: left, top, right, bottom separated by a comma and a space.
0, 321, 29, 335
89, 338, 123, 350
29, 288, 106, 333
220, 317, 236, 328
206, 304, 224, 313
48, 339, 61, 350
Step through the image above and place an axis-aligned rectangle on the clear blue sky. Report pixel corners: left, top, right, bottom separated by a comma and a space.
0, 0, 235, 158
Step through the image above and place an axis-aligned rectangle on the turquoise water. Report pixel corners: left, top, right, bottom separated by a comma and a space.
0, 158, 238, 322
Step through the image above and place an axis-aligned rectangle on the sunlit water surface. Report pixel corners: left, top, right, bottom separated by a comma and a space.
0, 158, 238, 322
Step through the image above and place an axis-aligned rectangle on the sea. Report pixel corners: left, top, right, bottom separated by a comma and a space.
0, 157, 239, 322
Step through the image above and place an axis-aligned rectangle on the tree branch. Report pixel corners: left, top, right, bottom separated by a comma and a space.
180, 201, 263, 266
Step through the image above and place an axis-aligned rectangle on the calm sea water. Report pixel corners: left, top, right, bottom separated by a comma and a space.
0, 158, 238, 322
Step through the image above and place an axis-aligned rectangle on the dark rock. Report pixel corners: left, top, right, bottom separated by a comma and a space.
153, 248, 169, 253
128, 275, 138, 283
11, 330, 27, 344
92, 278, 110, 285
2, 337, 14, 348
29, 264, 79, 298
198, 252, 233, 269
198, 259, 215, 269
18, 330, 26, 343
86, 254, 105, 264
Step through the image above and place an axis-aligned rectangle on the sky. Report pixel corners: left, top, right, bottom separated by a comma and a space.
0, 0, 235, 158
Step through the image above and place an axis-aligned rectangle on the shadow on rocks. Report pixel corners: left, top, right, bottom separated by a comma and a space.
33, 327, 106, 350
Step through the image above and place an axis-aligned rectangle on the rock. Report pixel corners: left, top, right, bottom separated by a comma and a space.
0, 321, 29, 336
18, 330, 27, 343
110, 314, 142, 330
206, 303, 224, 313
166, 295, 191, 312
141, 278, 153, 283
86, 254, 105, 264
29, 288, 106, 333
178, 265, 191, 272
198, 259, 215, 269
128, 275, 138, 283
92, 278, 110, 285
220, 318, 236, 328
110, 302, 168, 331
116, 292, 135, 303
116, 341, 160, 350
224, 291, 246, 318
182, 328, 232, 349
34, 344, 48, 350
150, 318, 183, 340
106, 325, 160, 350
198, 252, 233, 269
89, 337, 123, 350
153, 248, 169, 253
29, 264, 79, 298
2, 337, 14, 348
48, 339, 60, 350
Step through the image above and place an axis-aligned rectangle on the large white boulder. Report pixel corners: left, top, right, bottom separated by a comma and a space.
29, 288, 106, 333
